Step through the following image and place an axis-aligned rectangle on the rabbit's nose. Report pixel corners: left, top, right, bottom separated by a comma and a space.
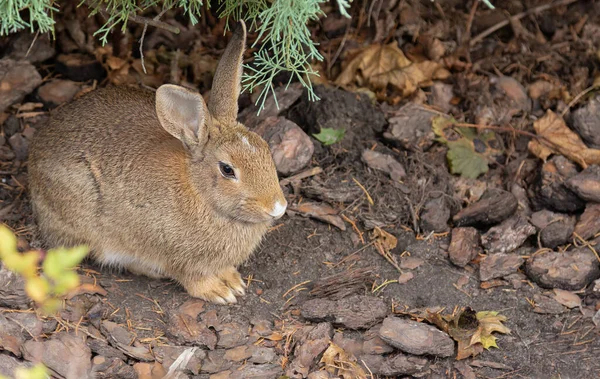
269, 200, 287, 219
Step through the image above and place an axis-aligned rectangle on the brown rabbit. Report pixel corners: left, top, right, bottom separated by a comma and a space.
28, 21, 287, 304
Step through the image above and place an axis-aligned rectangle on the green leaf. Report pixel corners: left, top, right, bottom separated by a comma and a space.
446, 138, 490, 179
53, 271, 80, 296
313, 128, 345, 146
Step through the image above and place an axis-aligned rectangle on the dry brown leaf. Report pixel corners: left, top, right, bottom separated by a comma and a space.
552, 289, 581, 309
372, 227, 398, 251
335, 43, 449, 99
294, 202, 346, 230
65, 282, 108, 300
320, 342, 367, 379
528, 110, 600, 168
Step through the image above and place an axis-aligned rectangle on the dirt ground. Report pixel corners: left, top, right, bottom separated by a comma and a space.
2, 0, 600, 378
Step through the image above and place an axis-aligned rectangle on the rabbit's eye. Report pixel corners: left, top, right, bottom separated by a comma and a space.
219, 162, 236, 179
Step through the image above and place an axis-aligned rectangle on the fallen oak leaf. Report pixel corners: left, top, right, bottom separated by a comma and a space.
528, 110, 600, 168
335, 43, 450, 100
426, 308, 510, 360
320, 342, 367, 379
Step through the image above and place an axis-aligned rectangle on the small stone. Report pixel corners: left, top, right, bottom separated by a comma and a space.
215, 322, 249, 349
254, 117, 314, 176
166, 307, 217, 349
361, 353, 429, 376
153, 346, 205, 375
383, 102, 438, 151
400, 256, 425, 270
378, 316, 454, 357
429, 82, 454, 113
5, 312, 47, 339
398, 272, 415, 284
0, 314, 24, 356
0, 263, 30, 309
448, 227, 481, 267
361, 149, 406, 181
238, 83, 303, 129
201, 350, 233, 374
479, 253, 525, 281
133, 362, 166, 379
22, 332, 92, 378
0, 354, 32, 377
92, 356, 135, 379
3, 115, 20, 137
37, 79, 82, 106
363, 326, 394, 355
532, 294, 567, 314
6, 33, 55, 63
492, 76, 531, 114
574, 203, 600, 240
227, 363, 283, 379
301, 295, 388, 329
8, 133, 28, 161
481, 213, 536, 254
0, 59, 43, 113
87, 338, 128, 361
571, 95, 600, 148
566, 165, 600, 202
101, 320, 154, 361
526, 248, 600, 290
250, 319, 273, 337
530, 210, 575, 248
453, 189, 518, 227
419, 196, 450, 233
534, 156, 585, 213
307, 370, 331, 379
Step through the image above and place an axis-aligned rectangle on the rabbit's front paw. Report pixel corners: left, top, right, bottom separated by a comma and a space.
183, 268, 246, 304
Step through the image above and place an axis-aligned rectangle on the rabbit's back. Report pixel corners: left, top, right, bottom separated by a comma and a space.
29, 86, 187, 249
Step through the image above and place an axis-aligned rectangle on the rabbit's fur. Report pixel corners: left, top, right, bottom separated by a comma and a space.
28, 21, 287, 304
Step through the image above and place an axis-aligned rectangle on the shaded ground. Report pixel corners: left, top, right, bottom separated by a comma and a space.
2, 0, 600, 378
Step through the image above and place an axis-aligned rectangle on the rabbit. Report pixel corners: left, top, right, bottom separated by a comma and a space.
28, 20, 287, 304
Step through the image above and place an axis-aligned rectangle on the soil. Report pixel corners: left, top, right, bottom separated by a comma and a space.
2, 0, 600, 378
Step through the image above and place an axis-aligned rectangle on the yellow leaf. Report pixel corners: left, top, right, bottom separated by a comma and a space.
0, 225, 17, 259
480, 334, 499, 349
320, 343, 367, 379
25, 277, 50, 303
529, 110, 600, 168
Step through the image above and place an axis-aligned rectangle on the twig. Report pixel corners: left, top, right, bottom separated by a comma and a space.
465, 0, 479, 41
139, 7, 171, 74
93, 3, 180, 35
561, 84, 598, 117
279, 166, 322, 186
470, 0, 580, 47
352, 177, 374, 205
25, 31, 40, 59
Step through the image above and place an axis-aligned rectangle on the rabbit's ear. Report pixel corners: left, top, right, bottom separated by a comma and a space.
208, 20, 246, 124
156, 84, 209, 149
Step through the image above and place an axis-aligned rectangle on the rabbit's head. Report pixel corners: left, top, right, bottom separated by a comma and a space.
155, 21, 287, 224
